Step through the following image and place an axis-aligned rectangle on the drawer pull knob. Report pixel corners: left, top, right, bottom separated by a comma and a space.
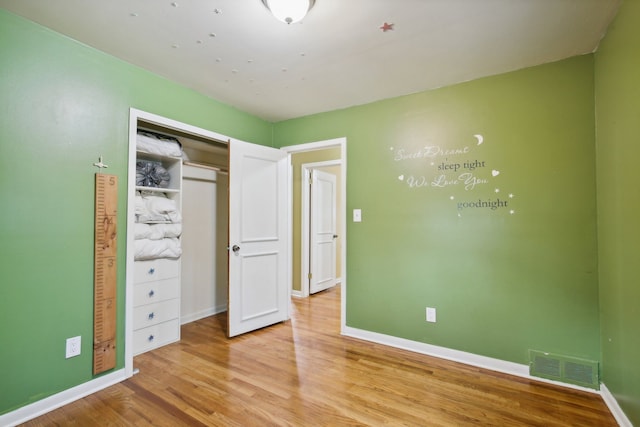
148, 268, 155, 275
148, 335, 154, 342
148, 290, 155, 297
148, 312, 155, 320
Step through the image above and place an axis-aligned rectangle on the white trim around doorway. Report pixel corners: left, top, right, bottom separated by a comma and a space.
281, 138, 347, 335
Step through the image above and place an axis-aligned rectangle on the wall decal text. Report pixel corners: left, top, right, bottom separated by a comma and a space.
390, 134, 517, 215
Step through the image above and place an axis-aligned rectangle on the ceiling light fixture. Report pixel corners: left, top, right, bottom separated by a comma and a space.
261, 0, 315, 24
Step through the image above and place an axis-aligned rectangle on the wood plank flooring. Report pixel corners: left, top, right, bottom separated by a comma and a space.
22, 286, 617, 426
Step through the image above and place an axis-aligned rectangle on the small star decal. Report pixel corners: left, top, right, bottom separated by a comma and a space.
510, 210, 516, 215
495, 188, 500, 193
380, 22, 394, 32
509, 193, 514, 198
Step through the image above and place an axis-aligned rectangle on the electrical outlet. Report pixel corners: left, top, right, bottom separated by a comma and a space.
426, 307, 437, 323
66, 336, 81, 359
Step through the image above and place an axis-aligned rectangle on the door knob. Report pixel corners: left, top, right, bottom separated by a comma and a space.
232, 245, 240, 253
333, 235, 338, 239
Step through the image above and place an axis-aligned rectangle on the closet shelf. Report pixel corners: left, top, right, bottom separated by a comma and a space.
136, 150, 182, 162
136, 186, 180, 193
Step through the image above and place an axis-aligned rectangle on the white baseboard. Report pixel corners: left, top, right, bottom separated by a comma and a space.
601, 383, 633, 427
342, 326, 601, 394
181, 304, 227, 325
0, 369, 128, 427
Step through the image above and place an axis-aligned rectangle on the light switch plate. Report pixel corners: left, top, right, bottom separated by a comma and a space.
426, 307, 437, 323
353, 209, 362, 222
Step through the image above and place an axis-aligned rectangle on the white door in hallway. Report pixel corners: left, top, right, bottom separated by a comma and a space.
310, 169, 337, 294
227, 139, 289, 337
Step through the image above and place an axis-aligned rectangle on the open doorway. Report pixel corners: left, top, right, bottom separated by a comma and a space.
281, 138, 347, 333
301, 161, 342, 295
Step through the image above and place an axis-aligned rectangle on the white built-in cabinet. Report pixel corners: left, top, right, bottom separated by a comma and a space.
132, 148, 183, 355
133, 258, 181, 354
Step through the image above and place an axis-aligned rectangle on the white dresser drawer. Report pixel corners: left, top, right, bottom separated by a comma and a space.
133, 319, 180, 355
133, 298, 179, 330
134, 259, 179, 284
133, 277, 180, 307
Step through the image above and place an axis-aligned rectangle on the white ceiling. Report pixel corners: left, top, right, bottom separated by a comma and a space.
0, 0, 621, 122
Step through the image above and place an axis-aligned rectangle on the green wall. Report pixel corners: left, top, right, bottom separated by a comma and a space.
0, 9, 271, 415
594, 0, 640, 423
275, 55, 600, 365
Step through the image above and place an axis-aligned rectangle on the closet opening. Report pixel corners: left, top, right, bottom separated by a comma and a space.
126, 109, 336, 376
126, 110, 231, 375
137, 122, 231, 329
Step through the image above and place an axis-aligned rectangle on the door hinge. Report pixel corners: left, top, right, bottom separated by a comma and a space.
308, 273, 312, 280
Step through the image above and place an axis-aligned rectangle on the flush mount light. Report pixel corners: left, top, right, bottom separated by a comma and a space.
261, 0, 315, 24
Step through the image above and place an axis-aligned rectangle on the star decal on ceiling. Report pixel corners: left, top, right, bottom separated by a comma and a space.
380, 22, 394, 32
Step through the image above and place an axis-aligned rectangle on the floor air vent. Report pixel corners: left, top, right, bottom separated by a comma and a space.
529, 350, 599, 389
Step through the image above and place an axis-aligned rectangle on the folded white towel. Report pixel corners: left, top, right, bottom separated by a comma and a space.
134, 223, 182, 240
136, 133, 182, 157
135, 191, 182, 224
134, 238, 182, 261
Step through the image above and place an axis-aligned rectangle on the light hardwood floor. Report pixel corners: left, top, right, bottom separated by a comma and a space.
23, 286, 616, 426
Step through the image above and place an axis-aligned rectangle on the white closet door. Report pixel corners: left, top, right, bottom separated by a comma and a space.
227, 140, 289, 337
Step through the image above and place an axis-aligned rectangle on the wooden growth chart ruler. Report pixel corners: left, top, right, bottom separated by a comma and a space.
94, 173, 118, 374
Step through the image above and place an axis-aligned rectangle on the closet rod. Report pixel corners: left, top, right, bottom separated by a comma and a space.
183, 160, 228, 175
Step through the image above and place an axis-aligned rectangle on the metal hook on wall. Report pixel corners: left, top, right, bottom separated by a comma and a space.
93, 155, 109, 169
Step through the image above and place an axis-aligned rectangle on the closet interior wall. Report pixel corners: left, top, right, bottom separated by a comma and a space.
180, 137, 229, 324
